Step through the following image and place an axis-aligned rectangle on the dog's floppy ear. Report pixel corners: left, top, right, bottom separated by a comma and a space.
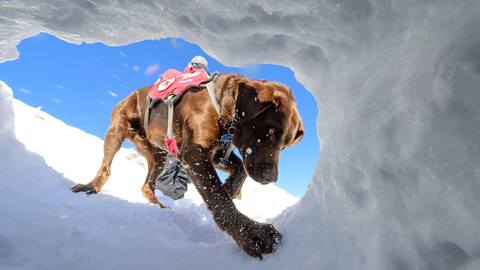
290, 120, 304, 146
271, 90, 288, 107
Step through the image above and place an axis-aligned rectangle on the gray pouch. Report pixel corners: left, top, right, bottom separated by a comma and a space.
155, 156, 190, 200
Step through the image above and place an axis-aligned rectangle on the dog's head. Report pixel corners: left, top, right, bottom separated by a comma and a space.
215, 74, 304, 184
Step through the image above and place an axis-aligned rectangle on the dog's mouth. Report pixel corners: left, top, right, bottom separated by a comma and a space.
244, 160, 278, 184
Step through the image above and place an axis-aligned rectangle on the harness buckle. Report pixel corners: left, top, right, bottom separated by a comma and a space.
218, 124, 236, 168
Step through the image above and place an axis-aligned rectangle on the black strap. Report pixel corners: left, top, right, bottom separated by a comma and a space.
144, 96, 161, 128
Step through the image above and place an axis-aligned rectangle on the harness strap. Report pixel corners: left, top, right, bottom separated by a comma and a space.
162, 95, 180, 157
204, 74, 237, 167
219, 143, 236, 167
144, 96, 152, 128
165, 95, 175, 138
205, 80, 220, 114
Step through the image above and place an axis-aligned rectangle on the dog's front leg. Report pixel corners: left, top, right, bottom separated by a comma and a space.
213, 151, 247, 199
181, 144, 281, 259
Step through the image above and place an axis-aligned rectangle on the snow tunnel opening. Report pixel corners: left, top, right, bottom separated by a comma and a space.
1, 32, 319, 221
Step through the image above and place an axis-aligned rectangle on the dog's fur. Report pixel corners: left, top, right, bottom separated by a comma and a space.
71, 73, 304, 258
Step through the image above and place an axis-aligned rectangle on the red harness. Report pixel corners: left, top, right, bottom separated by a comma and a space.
147, 68, 210, 157
148, 68, 210, 100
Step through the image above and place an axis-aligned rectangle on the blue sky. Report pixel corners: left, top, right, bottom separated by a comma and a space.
0, 33, 319, 196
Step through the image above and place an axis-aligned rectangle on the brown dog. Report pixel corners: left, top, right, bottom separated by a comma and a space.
71, 73, 304, 258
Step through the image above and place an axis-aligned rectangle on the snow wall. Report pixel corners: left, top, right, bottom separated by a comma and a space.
0, 81, 17, 172
1, 1, 480, 269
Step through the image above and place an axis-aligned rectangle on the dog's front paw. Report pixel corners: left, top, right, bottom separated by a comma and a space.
71, 183, 98, 195
235, 222, 282, 259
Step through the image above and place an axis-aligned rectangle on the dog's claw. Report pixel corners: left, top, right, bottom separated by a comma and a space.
85, 189, 98, 195
71, 183, 97, 195
158, 203, 168, 209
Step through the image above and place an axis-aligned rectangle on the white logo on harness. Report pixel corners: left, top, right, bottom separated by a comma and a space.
181, 70, 201, 79
157, 77, 176, 91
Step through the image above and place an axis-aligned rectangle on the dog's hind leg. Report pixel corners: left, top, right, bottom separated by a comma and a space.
71, 114, 128, 194
133, 136, 168, 208
213, 151, 247, 199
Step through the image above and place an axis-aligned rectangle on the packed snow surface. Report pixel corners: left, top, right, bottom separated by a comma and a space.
1, 1, 480, 269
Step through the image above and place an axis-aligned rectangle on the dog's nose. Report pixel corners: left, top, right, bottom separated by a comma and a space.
246, 161, 278, 184
260, 167, 277, 184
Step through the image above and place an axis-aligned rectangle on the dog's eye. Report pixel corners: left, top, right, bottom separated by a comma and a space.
268, 128, 276, 136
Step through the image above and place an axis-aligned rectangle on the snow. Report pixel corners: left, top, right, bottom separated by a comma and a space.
1, 1, 480, 269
